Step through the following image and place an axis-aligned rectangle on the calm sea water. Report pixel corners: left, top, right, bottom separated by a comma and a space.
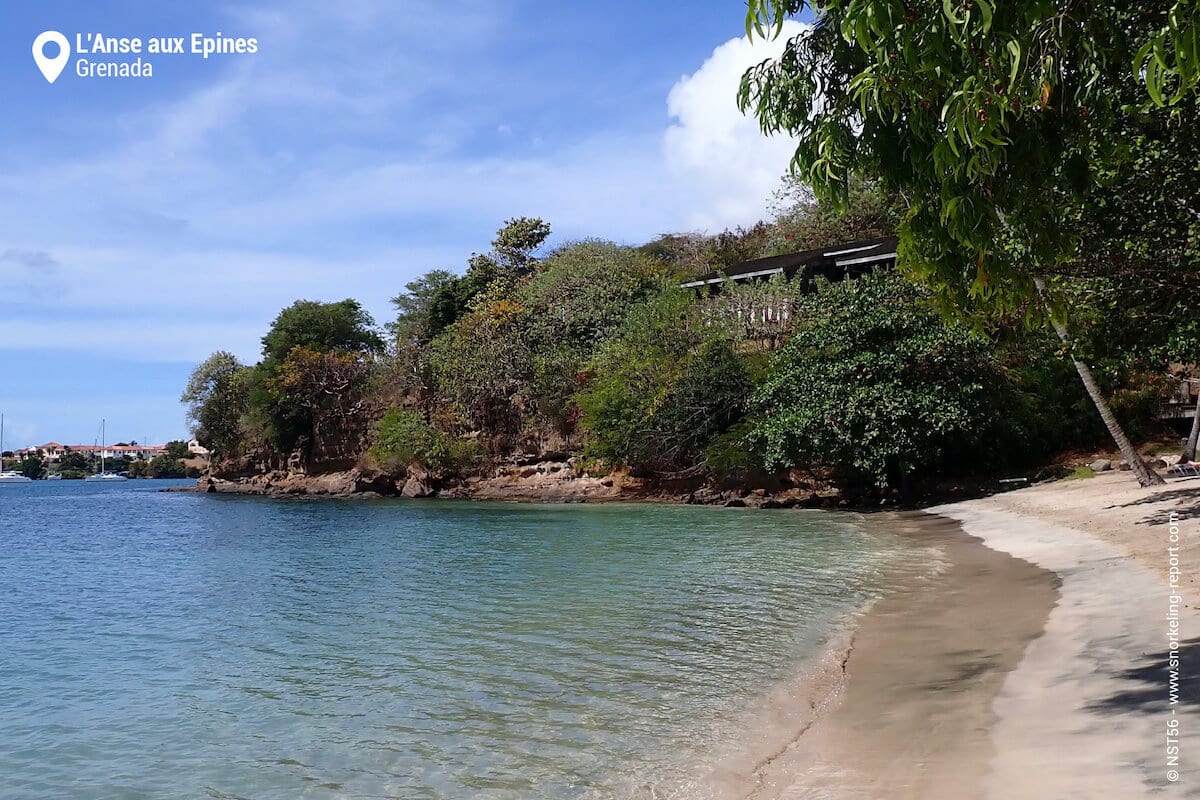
0, 481, 923, 800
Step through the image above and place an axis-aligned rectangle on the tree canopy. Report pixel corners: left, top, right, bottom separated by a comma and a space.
262, 299, 383, 365
738, 0, 1195, 486
750, 271, 1003, 489
739, 0, 1196, 318
182, 351, 249, 459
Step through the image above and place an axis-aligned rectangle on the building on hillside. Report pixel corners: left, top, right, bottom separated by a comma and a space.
16, 442, 66, 462
106, 444, 167, 460
681, 236, 898, 346
680, 236, 898, 292
15, 442, 166, 462
187, 439, 211, 458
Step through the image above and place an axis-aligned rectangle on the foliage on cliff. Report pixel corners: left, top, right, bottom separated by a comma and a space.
185, 184, 1182, 492
750, 272, 1002, 488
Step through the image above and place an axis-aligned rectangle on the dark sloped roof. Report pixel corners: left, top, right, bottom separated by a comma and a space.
680, 235, 898, 289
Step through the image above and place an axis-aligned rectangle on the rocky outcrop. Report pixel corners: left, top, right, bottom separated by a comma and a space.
190, 457, 913, 508
198, 468, 395, 498
439, 460, 627, 502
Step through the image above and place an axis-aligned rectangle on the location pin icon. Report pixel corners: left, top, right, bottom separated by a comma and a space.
32, 31, 70, 84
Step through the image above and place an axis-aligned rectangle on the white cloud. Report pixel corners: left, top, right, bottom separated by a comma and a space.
664, 22, 808, 231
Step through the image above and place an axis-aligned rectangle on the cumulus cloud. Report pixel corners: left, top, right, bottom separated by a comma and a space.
664, 22, 809, 231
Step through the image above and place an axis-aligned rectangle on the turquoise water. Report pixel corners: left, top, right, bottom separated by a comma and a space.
0, 481, 916, 799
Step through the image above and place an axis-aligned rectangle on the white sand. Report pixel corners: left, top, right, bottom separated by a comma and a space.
932, 472, 1200, 798
746, 473, 1200, 799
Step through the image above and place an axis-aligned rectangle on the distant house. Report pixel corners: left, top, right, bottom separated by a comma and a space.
682, 236, 898, 346
107, 444, 167, 460
680, 236, 897, 291
15, 441, 166, 462
15, 442, 67, 462
187, 439, 211, 458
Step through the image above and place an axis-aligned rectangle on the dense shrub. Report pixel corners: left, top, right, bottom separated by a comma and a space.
577, 291, 751, 471
370, 408, 477, 473
749, 271, 1004, 489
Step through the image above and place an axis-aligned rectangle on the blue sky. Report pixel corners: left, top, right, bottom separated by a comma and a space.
0, 1, 804, 448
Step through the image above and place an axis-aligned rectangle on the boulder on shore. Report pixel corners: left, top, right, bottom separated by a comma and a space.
400, 476, 437, 498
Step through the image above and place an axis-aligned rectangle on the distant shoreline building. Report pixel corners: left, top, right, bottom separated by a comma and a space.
14, 442, 168, 463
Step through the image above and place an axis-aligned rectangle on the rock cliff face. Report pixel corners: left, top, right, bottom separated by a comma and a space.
195, 456, 869, 508
199, 428, 900, 506
198, 460, 628, 501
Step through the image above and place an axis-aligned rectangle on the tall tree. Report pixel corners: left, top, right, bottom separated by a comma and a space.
738, 0, 1197, 486
388, 269, 459, 343
261, 299, 383, 366
182, 351, 250, 459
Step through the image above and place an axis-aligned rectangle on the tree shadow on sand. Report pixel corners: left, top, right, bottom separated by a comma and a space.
1105, 484, 1200, 527
1088, 637, 1200, 714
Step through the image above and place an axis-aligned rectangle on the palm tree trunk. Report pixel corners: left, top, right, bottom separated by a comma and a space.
1033, 277, 1164, 487
1183, 384, 1200, 462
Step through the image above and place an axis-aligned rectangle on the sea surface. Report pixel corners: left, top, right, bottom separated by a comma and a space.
0, 480, 928, 800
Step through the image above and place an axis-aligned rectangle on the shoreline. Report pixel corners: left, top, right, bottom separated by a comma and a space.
753, 472, 1199, 799
740, 512, 1059, 800
187, 465, 995, 511
929, 474, 1200, 798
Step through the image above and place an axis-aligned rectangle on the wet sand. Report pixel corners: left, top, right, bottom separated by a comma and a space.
746, 473, 1200, 799
747, 513, 1060, 799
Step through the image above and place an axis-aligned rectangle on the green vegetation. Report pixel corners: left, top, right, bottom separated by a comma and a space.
149, 454, 187, 478
1064, 466, 1098, 482
576, 290, 750, 472
750, 272, 1003, 490
185, 177, 1186, 497
182, 351, 250, 459
58, 450, 90, 473
165, 440, 191, 460
369, 408, 477, 474
738, 0, 1199, 485
18, 455, 44, 479
181, 11, 1197, 495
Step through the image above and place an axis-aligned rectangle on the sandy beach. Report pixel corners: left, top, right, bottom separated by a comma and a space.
757, 471, 1200, 799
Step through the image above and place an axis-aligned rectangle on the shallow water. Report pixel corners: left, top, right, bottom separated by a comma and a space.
0, 481, 925, 799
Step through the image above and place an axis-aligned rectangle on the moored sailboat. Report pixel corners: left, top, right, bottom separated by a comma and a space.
84, 419, 127, 482
0, 414, 33, 483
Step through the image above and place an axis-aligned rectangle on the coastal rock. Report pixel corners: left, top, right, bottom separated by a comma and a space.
723, 498, 746, 508
401, 476, 436, 498
1089, 459, 1113, 472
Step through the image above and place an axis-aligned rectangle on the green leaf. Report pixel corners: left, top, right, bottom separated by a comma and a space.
1007, 40, 1022, 90
942, 0, 964, 25
977, 0, 993, 34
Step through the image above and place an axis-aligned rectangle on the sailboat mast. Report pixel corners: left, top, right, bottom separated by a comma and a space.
100, 419, 106, 474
